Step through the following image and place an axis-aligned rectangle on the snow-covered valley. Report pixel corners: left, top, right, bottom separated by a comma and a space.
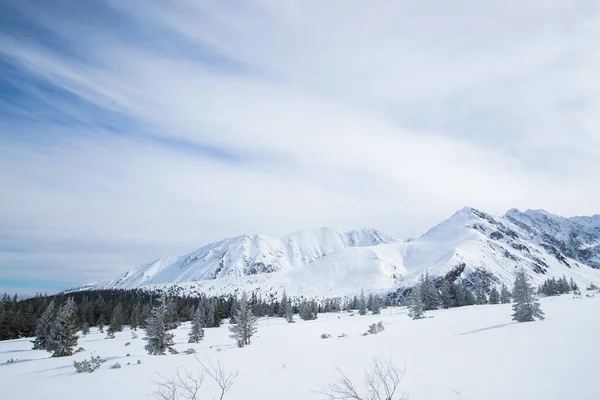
2, 293, 598, 400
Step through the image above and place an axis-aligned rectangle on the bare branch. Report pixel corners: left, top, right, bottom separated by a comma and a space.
323, 358, 406, 400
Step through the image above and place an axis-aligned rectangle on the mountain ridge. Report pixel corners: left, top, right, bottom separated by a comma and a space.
70, 207, 600, 297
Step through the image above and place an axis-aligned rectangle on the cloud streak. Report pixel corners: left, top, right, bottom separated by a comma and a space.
1, 0, 599, 294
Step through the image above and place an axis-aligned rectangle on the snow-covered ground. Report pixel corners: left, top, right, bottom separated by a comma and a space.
1, 293, 599, 399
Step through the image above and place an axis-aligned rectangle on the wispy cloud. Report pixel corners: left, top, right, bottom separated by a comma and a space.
1, 0, 599, 294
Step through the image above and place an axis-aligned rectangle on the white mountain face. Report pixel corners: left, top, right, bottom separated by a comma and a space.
75, 208, 600, 298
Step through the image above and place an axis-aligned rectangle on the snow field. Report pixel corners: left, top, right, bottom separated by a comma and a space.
1, 293, 599, 399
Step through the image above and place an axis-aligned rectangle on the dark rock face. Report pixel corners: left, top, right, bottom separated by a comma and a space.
505, 209, 600, 269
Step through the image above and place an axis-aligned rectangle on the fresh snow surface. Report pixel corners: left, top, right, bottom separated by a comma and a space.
1, 294, 599, 399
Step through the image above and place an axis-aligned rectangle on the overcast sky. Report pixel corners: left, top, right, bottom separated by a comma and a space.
1, 0, 599, 296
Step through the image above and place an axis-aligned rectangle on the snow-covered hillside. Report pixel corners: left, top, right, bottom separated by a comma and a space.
2, 294, 599, 400
73, 207, 600, 298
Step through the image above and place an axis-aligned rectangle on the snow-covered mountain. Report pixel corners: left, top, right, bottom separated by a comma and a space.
74, 208, 600, 297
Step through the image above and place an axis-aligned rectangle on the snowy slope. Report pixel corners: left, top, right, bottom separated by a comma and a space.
3, 294, 600, 400
72, 208, 600, 298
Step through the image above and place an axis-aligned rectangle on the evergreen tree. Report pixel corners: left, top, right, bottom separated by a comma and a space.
421, 272, 441, 310
109, 303, 125, 333
47, 298, 79, 357
488, 287, 500, 304
188, 306, 205, 343
500, 283, 511, 304
408, 284, 425, 320
569, 277, 579, 291
81, 322, 90, 336
97, 316, 105, 333
298, 299, 318, 320
512, 269, 545, 322
143, 297, 175, 355
370, 294, 381, 315
32, 300, 55, 350
229, 292, 257, 347
440, 280, 454, 309
284, 300, 294, 323
279, 291, 288, 318
358, 290, 367, 315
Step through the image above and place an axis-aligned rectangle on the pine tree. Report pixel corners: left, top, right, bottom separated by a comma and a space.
188, 306, 205, 343
500, 283, 511, 304
47, 298, 79, 357
229, 292, 258, 347
110, 303, 125, 333
81, 322, 90, 336
421, 272, 441, 310
440, 280, 455, 308
143, 297, 175, 355
488, 287, 500, 304
32, 300, 55, 350
408, 284, 425, 320
284, 300, 294, 323
370, 294, 381, 315
279, 291, 288, 318
358, 290, 367, 315
512, 269, 545, 322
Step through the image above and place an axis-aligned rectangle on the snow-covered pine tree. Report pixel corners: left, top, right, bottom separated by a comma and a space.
229, 292, 258, 347
367, 293, 374, 312
488, 287, 500, 304
569, 277, 579, 292
81, 322, 90, 336
164, 297, 180, 330
408, 284, 425, 320
279, 291, 288, 318
228, 296, 237, 324
188, 306, 205, 343
474, 274, 487, 305
110, 303, 125, 332
421, 272, 441, 310
512, 269, 545, 322
440, 280, 455, 308
32, 300, 55, 350
358, 290, 367, 315
371, 294, 381, 315
500, 283, 511, 304
285, 300, 294, 323
143, 297, 175, 355
47, 298, 79, 357
97, 316, 105, 333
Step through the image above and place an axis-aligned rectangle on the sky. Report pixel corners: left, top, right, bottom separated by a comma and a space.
1, 0, 599, 296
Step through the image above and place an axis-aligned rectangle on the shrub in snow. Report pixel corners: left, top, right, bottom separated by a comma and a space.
587, 282, 599, 290
367, 321, 385, 335
73, 347, 85, 354
168, 347, 179, 355
109, 362, 121, 369
184, 348, 197, 355
124, 341, 131, 346
126, 353, 131, 357
137, 359, 142, 365
324, 357, 405, 400
337, 333, 347, 338
6, 358, 16, 363
512, 268, 545, 322
73, 355, 104, 373
321, 333, 331, 339
154, 357, 238, 400
131, 330, 138, 339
